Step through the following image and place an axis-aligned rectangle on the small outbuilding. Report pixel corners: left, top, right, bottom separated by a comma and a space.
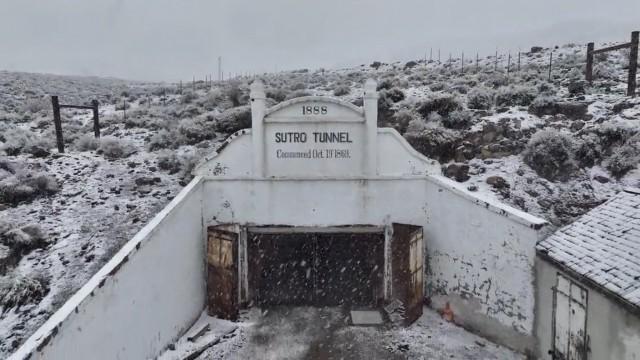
536, 188, 640, 360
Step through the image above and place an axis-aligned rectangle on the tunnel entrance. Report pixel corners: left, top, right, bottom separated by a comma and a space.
206, 224, 424, 324
247, 229, 385, 307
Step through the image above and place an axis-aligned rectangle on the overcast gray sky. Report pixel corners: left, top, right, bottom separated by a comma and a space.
1, 0, 638, 82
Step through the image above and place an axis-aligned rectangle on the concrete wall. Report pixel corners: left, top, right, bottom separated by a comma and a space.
10, 178, 206, 360
536, 257, 640, 360
202, 176, 545, 354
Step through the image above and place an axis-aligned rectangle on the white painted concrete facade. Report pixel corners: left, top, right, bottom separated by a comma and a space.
536, 257, 640, 359
11, 80, 547, 359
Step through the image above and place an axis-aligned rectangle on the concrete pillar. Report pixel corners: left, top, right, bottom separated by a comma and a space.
363, 79, 378, 176
250, 79, 266, 177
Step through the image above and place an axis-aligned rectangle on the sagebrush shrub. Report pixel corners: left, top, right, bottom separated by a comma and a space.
467, 87, 494, 110
417, 93, 461, 118
605, 134, 640, 178
98, 137, 135, 159
0, 167, 59, 206
147, 129, 180, 151
215, 105, 251, 133
443, 110, 473, 129
178, 118, 215, 145
523, 129, 575, 181
0, 272, 49, 310
333, 86, 350, 96
495, 85, 537, 107
1, 128, 52, 157
574, 134, 602, 168
74, 134, 99, 151
385, 88, 405, 103
157, 151, 182, 174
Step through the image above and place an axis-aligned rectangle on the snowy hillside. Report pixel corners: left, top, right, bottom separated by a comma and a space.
1, 41, 640, 356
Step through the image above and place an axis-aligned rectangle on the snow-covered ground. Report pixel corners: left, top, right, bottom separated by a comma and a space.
160, 306, 524, 360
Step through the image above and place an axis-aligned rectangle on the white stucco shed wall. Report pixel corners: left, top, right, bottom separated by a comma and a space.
536, 257, 640, 359
10, 178, 206, 360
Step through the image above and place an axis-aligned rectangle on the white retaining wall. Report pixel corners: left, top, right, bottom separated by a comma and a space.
10, 178, 206, 360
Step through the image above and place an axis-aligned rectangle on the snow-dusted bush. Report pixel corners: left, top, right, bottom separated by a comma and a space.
22, 97, 49, 114
157, 151, 182, 174
98, 136, 135, 160
180, 90, 197, 104
593, 63, 616, 80
147, 129, 180, 151
333, 85, 350, 96
523, 129, 575, 181
405, 118, 428, 134
485, 73, 509, 88
495, 85, 537, 107
2, 224, 46, 254
574, 134, 602, 168
404, 127, 461, 162
1, 128, 52, 157
528, 95, 560, 117
0, 272, 49, 310
266, 88, 287, 103
467, 87, 494, 110
74, 134, 99, 151
387, 109, 415, 133
224, 84, 248, 107
0, 168, 59, 206
215, 105, 251, 134
384, 88, 405, 103
178, 118, 215, 145
417, 93, 461, 118
605, 134, 640, 178
443, 110, 473, 129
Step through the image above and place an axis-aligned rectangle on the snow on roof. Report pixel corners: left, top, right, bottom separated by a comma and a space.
537, 188, 640, 309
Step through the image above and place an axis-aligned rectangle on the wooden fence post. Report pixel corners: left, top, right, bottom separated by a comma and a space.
51, 96, 64, 153
507, 53, 511, 76
586, 42, 594, 83
494, 51, 498, 71
628, 31, 639, 97
91, 100, 100, 138
518, 52, 521, 71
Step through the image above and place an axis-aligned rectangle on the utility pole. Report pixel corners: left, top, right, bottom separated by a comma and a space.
628, 31, 639, 97
507, 53, 511, 76
430, 48, 433, 62
517, 51, 521, 72
494, 50, 498, 71
548, 51, 553, 81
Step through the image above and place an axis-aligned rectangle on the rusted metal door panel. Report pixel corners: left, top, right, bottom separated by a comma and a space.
206, 225, 239, 320
391, 223, 424, 325
552, 273, 588, 360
